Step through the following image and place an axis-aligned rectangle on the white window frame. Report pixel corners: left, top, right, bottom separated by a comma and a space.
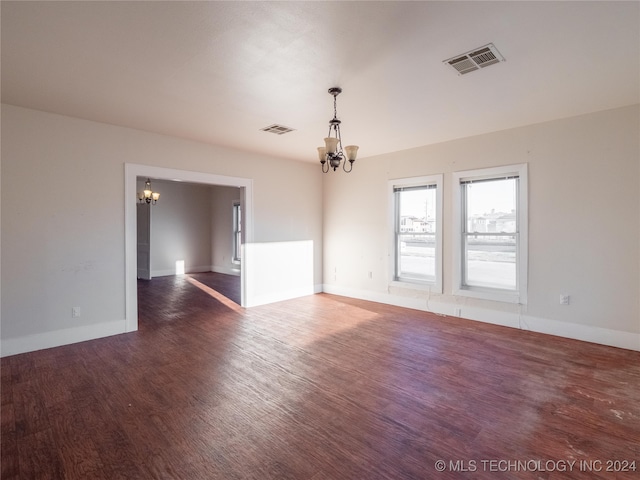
452, 164, 528, 304
389, 174, 443, 293
232, 201, 241, 264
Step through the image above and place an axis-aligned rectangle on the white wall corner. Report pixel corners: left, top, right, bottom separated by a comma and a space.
244, 240, 315, 308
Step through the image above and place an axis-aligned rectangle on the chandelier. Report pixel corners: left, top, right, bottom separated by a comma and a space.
317, 87, 359, 173
138, 178, 160, 205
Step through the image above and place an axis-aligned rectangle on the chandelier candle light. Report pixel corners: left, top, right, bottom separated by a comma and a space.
317, 87, 359, 173
138, 178, 160, 205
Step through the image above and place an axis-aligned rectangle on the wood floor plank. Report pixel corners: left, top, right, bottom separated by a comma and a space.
1, 272, 639, 479
17, 428, 64, 480
1, 429, 19, 479
46, 400, 109, 480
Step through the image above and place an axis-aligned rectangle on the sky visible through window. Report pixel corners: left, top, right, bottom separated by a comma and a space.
400, 178, 516, 218
466, 179, 516, 216
400, 189, 435, 218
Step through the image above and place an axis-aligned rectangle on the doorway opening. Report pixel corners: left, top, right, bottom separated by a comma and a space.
125, 164, 253, 333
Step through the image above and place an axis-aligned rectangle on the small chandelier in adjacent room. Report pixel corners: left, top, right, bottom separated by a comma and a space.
138, 178, 160, 205
317, 87, 359, 173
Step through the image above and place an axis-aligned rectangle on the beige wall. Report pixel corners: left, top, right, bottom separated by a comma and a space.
323, 105, 640, 349
1, 104, 323, 354
135, 179, 241, 276
136, 177, 241, 277
140, 179, 214, 276
2, 103, 638, 354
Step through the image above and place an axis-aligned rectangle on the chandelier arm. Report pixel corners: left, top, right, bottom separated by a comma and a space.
321, 161, 330, 173
343, 159, 354, 173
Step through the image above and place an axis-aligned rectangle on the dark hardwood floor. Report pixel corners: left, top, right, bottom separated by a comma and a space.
184, 271, 241, 306
2, 272, 639, 479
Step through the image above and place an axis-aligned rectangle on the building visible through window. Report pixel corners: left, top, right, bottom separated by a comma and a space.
390, 174, 442, 292
395, 185, 437, 283
454, 164, 528, 303
462, 177, 518, 290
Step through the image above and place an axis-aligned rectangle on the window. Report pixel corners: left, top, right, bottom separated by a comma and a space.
453, 164, 528, 303
232, 201, 242, 263
390, 175, 443, 292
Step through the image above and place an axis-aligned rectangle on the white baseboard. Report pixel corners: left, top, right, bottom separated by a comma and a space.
151, 265, 213, 277
322, 284, 431, 312
520, 315, 640, 351
151, 266, 242, 277
1, 319, 127, 357
322, 284, 640, 352
8, 285, 634, 358
211, 265, 241, 276
246, 283, 323, 308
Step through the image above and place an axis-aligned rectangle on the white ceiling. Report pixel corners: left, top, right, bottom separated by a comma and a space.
2, 1, 639, 163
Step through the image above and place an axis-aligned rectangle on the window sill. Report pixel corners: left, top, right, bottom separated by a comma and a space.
390, 280, 441, 294
454, 286, 525, 304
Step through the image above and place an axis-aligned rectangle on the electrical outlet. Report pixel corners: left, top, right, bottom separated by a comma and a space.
454, 308, 462, 317
559, 294, 570, 305
368, 271, 373, 279
72, 307, 81, 318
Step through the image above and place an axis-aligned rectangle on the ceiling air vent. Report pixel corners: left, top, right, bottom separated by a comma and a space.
260, 124, 295, 135
444, 43, 505, 75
